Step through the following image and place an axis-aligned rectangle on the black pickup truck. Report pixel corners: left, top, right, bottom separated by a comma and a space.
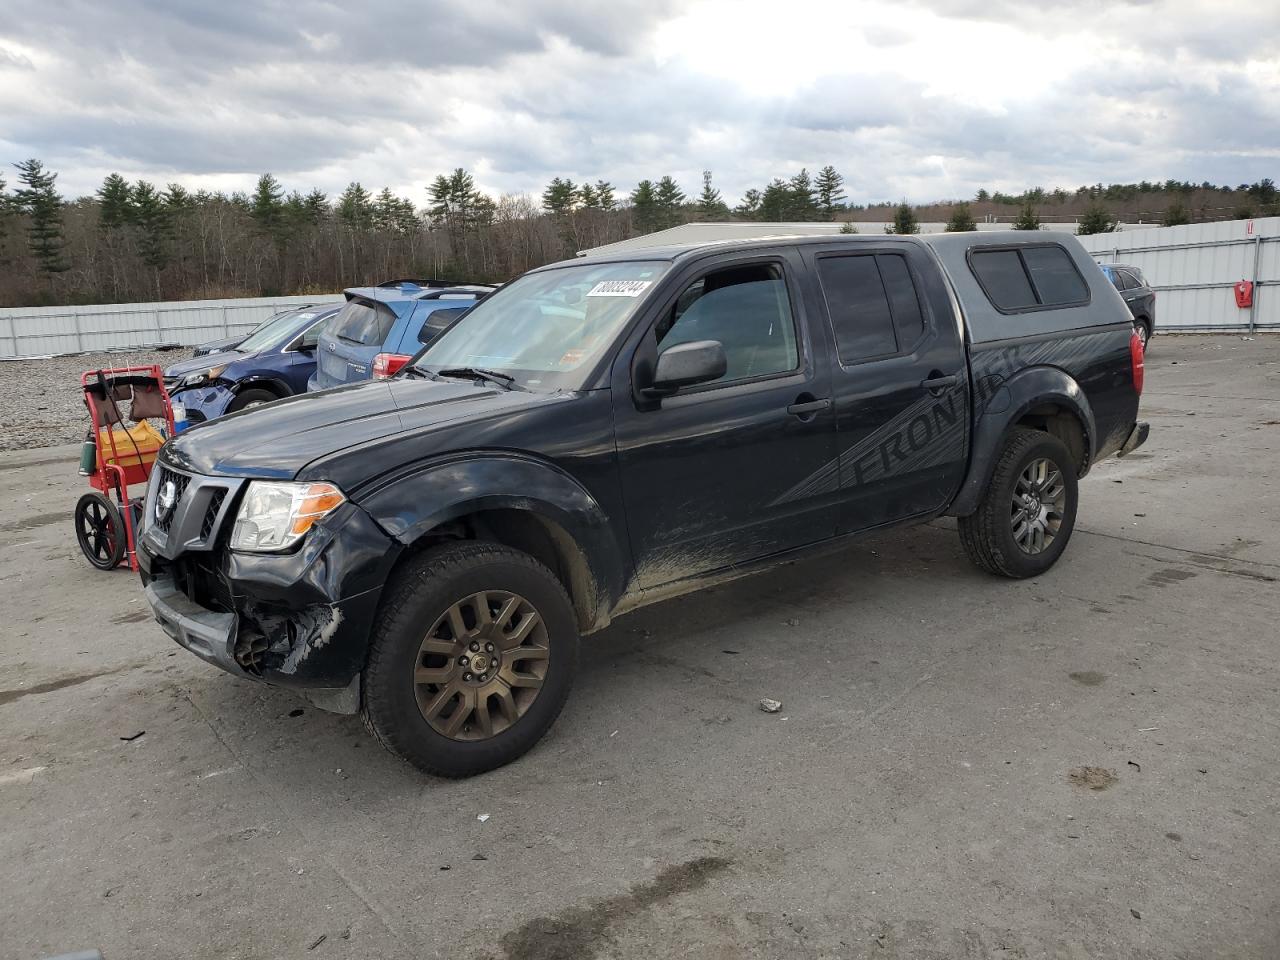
139, 232, 1148, 776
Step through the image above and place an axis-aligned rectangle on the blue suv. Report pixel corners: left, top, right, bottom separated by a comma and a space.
309, 279, 495, 390
165, 304, 340, 423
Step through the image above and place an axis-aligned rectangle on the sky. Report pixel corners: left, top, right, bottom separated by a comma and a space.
1, 0, 1278, 207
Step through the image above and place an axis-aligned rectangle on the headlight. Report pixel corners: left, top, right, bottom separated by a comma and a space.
180, 363, 227, 388
230, 481, 346, 552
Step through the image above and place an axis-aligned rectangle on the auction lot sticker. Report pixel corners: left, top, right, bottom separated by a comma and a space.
587, 280, 652, 297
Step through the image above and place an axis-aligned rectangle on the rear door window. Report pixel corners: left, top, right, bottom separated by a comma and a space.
816, 253, 927, 363
417, 307, 469, 345
331, 299, 397, 346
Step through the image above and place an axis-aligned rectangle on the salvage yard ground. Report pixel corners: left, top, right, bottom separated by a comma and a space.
2, 336, 1278, 959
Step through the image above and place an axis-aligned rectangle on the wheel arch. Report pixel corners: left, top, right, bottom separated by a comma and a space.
949, 365, 1095, 517
232, 375, 292, 399
358, 455, 627, 633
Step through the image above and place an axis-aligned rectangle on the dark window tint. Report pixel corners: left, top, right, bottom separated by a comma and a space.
878, 254, 925, 352
658, 263, 798, 384
971, 250, 1037, 310
1102, 266, 1123, 291
1023, 246, 1089, 304
332, 300, 396, 346
1119, 270, 1142, 290
417, 307, 468, 344
817, 255, 897, 362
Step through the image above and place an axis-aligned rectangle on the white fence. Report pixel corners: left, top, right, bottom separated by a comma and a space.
1077, 217, 1279, 333
0, 294, 345, 359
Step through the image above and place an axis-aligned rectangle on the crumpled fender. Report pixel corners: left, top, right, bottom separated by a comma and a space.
356, 452, 627, 630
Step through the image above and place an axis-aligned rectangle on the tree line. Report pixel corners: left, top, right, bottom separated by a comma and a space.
1, 158, 1275, 307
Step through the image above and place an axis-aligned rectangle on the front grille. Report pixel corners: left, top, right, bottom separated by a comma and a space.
201, 489, 226, 540
154, 467, 190, 534
172, 555, 235, 613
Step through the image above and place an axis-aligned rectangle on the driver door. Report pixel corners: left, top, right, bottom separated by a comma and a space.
611, 250, 838, 593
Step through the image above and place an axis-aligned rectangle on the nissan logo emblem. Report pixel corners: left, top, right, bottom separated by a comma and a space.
156, 479, 178, 522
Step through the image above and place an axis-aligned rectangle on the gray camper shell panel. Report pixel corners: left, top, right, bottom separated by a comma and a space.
921, 231, 1132, 344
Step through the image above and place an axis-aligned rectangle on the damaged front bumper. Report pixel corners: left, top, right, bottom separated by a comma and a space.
139, 493, 399, 714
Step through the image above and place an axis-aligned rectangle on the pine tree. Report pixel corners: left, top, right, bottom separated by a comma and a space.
975, 188, 991, 202
630, 179, 659, 233
131, 180, 172, 270
13, 158, 68, 275
815, 165, 846, 218
1012, 203, 1041, 230
338, 182, 373, 228
1076, 204, 1116, 235
594, 181, 616, 212
162, 183, 191, 209
303, 189, 329, 224
789, 168, 818, 220
887, 202, 919, 235
578, 182, 599, 209
1162, 201, 1190, 227
839, 221, 859, 234
250, 173, 286, 240
542, 178, 578, 217
0, 174, 13, 265
734, 188, 763, 219
759, 179, 792, 220
654, 176, 685, 228
945, 202, 977, 232
696, 170, 729, 220
97, 173, 134, 228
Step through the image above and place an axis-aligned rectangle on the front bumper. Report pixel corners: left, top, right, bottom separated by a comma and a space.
1118, 420, 1150, 457
170, 383, 236, 423
139, 478, 401, 712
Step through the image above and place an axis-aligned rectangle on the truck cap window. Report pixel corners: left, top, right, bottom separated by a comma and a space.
413, 261, 668, 391
817, 253, 925, 364
970, 244, 1090, 312
656, 263, 798, 385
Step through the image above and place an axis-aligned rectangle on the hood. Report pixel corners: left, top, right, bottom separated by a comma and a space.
162, 376, 552, 478
165, 351, 258, 379
192, 335, 242, 357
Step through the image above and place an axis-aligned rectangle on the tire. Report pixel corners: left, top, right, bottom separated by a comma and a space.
362, 541, 579, 777
958, 427, 1079, 579
75, 492, 127, 570
227, 388, 278, 413
1134, 319, 1151, 351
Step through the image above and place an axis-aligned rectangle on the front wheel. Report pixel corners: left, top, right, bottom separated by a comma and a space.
362, 541, 579, 777
75, 492, 126, 570
227, 388, 278, 413
959, 427, 1079, 578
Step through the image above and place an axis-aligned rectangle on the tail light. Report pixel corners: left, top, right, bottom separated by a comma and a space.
372, 353, 411, 380
1129, 328, 1144, 395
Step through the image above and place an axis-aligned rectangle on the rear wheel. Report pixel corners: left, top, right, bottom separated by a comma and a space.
75, 492, 126, 570
1133, 319, 1151, 351
227, 388, 278, 413
959, 427, 1078, 578
362, 541, 578, 777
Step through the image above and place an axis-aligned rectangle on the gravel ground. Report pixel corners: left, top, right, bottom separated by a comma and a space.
0, 348, 186, 451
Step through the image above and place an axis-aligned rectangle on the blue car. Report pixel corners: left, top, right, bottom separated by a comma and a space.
165, 304, 340, 424
309, 280, 495, 390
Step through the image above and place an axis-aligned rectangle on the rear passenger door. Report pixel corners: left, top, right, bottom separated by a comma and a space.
805, 243, 969, 533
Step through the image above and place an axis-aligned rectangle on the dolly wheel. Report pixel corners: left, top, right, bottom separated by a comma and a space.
75, 492, 127, 570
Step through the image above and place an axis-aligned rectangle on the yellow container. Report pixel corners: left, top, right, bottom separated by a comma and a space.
97, 420, 165, 469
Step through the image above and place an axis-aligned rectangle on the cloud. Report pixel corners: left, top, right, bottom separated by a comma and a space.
0, 0, 1277, 204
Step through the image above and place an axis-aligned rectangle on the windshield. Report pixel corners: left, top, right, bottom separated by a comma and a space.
236, 309, 322, 354
412, 261, 667, 390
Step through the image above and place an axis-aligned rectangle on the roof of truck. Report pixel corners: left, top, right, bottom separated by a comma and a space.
554, 230, 1131, 345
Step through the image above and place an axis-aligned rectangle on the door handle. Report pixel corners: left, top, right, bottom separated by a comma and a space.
787, 397, 831, 416
921, 374, 958, 394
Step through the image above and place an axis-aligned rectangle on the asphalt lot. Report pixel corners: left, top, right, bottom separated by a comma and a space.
2, 334, 1278, 960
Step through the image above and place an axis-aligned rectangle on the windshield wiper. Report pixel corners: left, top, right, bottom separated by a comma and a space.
435, 367, 520, 390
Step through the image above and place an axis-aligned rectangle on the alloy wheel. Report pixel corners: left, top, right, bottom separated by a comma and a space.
413, 590, 549, 741
1010, 457, 1067, 554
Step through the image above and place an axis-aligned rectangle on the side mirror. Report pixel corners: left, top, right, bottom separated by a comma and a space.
644, 340, 726, 396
